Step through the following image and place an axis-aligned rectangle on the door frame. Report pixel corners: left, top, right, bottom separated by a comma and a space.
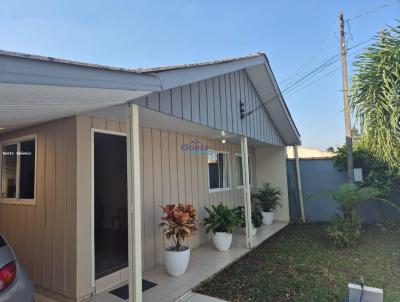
90, 128, 127, 289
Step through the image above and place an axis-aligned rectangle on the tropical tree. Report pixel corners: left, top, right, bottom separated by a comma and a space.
350, 23, 400, 170
319, 183, 400, 247
331, 141, 399, 196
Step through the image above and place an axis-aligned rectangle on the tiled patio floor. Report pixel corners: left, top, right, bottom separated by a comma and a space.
88, 222, 288, 302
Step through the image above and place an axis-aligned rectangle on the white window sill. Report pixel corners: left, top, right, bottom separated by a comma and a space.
209, 188, 231, 193
236, 185, 253, 190
0, 198, 36, 206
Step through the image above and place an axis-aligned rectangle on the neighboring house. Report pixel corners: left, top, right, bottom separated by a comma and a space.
286, 146, 335, 159
0, 51, 300, 301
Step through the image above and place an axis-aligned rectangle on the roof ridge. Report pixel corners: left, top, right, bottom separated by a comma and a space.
132, 52, 266, 73
0, 49, 266, 74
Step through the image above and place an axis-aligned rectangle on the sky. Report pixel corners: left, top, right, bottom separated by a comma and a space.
1, 0, 399, 149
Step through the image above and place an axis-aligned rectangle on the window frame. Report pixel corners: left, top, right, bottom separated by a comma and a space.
235, 153, 253, 189
207, 149, 231, 193
0, 134, 37, 205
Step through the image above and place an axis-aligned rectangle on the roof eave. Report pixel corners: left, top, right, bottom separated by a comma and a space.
244, 55, 301, 146
0, 50, 162, 91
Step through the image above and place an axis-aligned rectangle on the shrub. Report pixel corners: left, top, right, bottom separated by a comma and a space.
318, 183, 400, 220
204, 203, 240, 234
327, 214, 362, 248
331, 143, 399, 196
252, 208, 263, 228
160, 203, 197, 251
233, 206, 263, 228
252, 183, 282, 212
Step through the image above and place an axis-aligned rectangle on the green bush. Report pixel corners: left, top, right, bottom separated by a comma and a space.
252, 208, 263, 228
252, 183, 282, 212
327, 214, 362, 248
233, 206, 263, 228
204, 203, 239, 234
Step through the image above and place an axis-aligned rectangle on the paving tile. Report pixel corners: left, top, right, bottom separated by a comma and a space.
147, 278, 184, 297
143, 290, 169, 302
183, 293, 227, 302
83, 222, 288, 302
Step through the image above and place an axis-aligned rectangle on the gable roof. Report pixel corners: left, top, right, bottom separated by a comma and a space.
137, 52, 301, 145
0, 50, 300, 145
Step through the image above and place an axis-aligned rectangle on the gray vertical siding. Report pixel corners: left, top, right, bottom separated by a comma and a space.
136, 69, 284, 146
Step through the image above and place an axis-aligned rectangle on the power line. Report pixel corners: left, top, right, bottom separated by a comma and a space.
280, 20, 338, 86
278, 0, 393, 87
242, 39, 372, 118
345, 2, 398, 22
276, 2, 398, 108
284, 67, 341, 98
281, 39, 371, 96
282, 52, 340, 95
283, 39, 372, 95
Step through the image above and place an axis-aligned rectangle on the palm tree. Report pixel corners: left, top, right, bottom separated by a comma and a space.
350, 23, 400, 170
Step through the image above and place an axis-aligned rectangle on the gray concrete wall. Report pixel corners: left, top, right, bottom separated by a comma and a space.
287, 159, 400, 223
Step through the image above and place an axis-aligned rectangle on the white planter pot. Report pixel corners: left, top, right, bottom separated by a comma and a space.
241, 227, 257, 236
164, 247, 190, 277
212, 232, 232, 251
261, 211, 274, 225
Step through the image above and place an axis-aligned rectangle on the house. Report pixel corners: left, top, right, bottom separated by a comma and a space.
286, 146, 335, 159
0, 50, 301, 301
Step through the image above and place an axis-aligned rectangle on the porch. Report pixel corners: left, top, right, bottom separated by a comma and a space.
87, 222, 288, 302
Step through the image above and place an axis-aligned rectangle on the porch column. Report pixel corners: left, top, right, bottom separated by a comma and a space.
293, 145, 305, 223
127, 103, 142, 302
241, 137, 253, 248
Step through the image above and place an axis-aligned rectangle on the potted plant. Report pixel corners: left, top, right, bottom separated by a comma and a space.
233, 206, 263, 236
204, 203, 239, 251
252, 207, 263, 233
159, 203, 197, 276
252, 183, 282, 225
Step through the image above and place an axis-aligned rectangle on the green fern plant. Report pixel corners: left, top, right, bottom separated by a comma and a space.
319, 183, 400, 220
233, 206, 263, 228
252, 183, 282, 212
204, 203, 240, 234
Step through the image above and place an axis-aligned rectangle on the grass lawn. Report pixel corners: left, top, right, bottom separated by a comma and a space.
194, 223, 400, 302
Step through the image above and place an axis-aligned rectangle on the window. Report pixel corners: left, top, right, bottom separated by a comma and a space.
236, 154, 252, 188
208, 151, 230, 191
1, 136, 36, 201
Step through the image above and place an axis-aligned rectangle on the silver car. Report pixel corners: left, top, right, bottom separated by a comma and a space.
0, 234, 34, 302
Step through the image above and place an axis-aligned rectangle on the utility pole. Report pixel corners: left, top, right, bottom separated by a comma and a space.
380, 28, 385, 43
339, 12, 354, 183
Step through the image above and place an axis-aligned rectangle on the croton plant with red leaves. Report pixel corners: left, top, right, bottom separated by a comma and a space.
160, 204, 197, 251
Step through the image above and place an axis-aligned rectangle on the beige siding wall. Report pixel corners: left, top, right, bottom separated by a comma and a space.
254, 145, 290, 222
75, 114, 254, 299
0, 117, 77, 300
139, 127, 255, 269
0, 114, 263, 301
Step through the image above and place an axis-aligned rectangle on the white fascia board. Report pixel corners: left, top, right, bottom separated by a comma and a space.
156, 55, 266, 90
0, 53, 162, 91
245, 59, 301, 146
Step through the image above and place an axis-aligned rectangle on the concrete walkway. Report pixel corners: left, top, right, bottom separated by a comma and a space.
178, 292, 227, 302
86, 222, 288, 302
